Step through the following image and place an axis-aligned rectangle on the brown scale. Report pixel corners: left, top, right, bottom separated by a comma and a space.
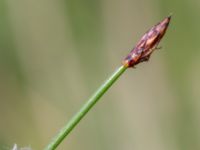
123, 15, 171, 68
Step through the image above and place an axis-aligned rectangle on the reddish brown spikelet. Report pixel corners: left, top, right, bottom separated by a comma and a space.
122, 15, 171, 68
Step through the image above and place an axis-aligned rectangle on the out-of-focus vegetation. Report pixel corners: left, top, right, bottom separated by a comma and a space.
0, 0, 200, 150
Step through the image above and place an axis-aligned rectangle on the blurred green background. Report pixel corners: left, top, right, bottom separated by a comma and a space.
1, 0, 200, 149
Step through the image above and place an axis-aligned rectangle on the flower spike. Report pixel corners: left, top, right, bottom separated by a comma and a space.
123, 15, 171, 68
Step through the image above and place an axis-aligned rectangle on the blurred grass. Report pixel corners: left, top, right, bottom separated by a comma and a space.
0, 0, 200, 150
157, 0, 200, 149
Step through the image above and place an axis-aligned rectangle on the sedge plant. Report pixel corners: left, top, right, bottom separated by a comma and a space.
45, 15, 171, 150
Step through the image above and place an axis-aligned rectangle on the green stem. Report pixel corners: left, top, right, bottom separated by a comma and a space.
45, 65, 127, 150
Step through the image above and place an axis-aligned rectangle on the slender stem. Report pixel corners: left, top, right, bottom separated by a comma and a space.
45, 65, 127, 150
